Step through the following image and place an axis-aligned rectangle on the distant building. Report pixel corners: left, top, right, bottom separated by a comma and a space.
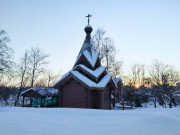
53, 24, 121, 109
21, 87, 59, 107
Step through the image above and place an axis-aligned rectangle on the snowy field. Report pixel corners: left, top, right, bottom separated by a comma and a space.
0, 107, 180, 135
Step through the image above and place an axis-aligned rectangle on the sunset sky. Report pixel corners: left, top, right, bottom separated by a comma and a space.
1, 0, 180, 74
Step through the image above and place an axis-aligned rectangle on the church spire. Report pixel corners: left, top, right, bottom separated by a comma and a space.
74, 14, 101, 69
79, 14, 93, 54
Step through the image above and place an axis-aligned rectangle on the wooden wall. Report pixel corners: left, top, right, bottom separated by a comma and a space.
59, 78, 112, 110
60, 79, 87, 108
100, 86, 112, 109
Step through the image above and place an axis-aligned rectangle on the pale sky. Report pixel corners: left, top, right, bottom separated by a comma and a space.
1, 0, 180, 75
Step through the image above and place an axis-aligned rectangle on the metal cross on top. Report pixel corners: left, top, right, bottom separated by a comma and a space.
86, 14, 92, 25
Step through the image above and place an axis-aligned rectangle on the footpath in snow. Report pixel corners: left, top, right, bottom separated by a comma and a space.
0, 107, 180, 135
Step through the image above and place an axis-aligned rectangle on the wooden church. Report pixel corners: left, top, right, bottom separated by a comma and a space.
54, 16, 121, 109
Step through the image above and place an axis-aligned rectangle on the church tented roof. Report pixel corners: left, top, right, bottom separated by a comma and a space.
53, 25, 117, 90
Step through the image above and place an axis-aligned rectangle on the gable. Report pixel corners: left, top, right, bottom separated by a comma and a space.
73, 64, 106, 82
21, 89, 42, 97
74, 54, 93, 69
61, 78, 85, 90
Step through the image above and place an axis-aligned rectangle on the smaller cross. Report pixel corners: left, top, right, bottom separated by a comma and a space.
86, 14, 92, 25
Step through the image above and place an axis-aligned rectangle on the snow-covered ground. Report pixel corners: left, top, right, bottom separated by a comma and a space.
0, 107, 180, 135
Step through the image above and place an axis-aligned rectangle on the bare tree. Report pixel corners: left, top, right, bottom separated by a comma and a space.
16, 50, 31, 87
111, 60, 123, 78
0, 30, 14, 78
168, 66, 180, 86
34, 78, 47, 87
149, 60, 163, 86
149, 60, 180, 93
0, 75, 13, 87
0, 86, 11, 106
143, 78, 152, 88
92, 28, 106, 60
123, 76, 132, 86
130, 64, 145, 87
131, 64, 138, 86
28, 47, 49, 87
101, 37, 116, 71
149, 60, 170, 86
92, 28, 118, 72
46, 70, 59, 87
0, 83, 15, 106
34, 70, 59, 87
14, 50, 31, 106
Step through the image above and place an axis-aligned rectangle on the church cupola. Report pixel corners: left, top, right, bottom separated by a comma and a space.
84, 14, 93, 43
84, 25, 93, 39
74, 14, 101, 69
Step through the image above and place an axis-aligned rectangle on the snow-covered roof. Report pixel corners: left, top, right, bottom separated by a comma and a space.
53, 72, 71, 88
75, 49, 99, 68
54, 64, 109, 88
74, 64, 106, 79
54, 70, 117, 90
113, 78, 122, 85
71, 71, 113, 89
21, 87, 59, 96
